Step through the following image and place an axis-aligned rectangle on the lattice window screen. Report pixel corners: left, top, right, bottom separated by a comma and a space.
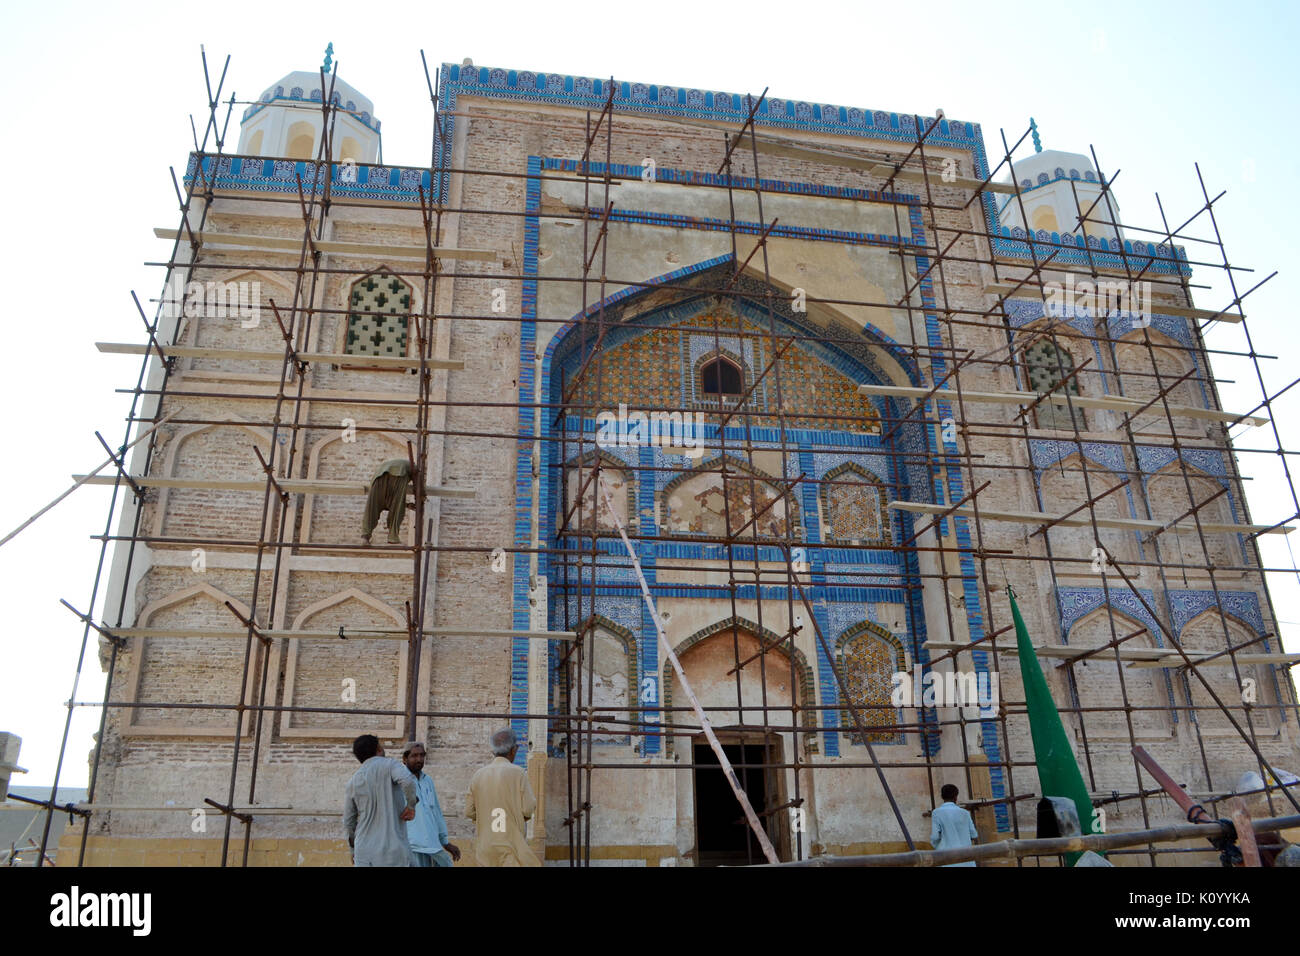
346, 273, 411, 358
1024, 337, 1085, 430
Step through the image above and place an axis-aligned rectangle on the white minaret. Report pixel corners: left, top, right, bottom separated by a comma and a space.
236, 50, 380, 163
997, 121, 1122, 245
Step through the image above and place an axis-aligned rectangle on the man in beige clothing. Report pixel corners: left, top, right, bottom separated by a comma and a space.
465, 727, 541, 867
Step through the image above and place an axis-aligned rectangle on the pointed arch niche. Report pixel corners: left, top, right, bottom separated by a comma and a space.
1064, 606, 1174, 744
294, 426, 414, 552
280, 587, 407, 738
123, 583, 258, 736
835, 622, 907, 745
1017, 319, 1095, 432
660, 617, 815, 757
154, 418, 279, 547
559, 450, 636, 538
1179, 609, 1276, 736
1145, 462, 1242, 573
180, 268, 298, 383
661, 453, 799, 542
820, 463, 891, 547
556, 615, 638, 746
1037, 452, 1134, 571
1114, 328, 1202, 411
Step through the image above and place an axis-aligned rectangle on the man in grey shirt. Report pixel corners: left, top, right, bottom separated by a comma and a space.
343, 734, 419, 866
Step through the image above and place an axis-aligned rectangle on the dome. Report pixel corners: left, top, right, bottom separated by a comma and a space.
243, 70, 379, 132
1004, 149, 1101, 191
996, 148, 1121, 241
236, 69, 382, 164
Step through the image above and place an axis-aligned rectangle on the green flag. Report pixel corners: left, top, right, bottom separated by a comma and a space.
1009, 587, 1097, 861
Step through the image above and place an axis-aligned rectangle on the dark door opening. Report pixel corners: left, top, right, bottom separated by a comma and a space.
693, 740, 777, 867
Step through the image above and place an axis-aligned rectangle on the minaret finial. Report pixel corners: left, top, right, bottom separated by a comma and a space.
1030, 117, 1042, 153
323, 42, 335, 74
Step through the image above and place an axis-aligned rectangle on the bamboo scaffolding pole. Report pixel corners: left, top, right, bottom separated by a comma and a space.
923, 640, 1300, 667
109, 626, 574, 641
767, 812, 1300, 867
153, 227, 497, 262
857, 382, 1268, 427
71, 475, 475, 498
889, 500, 1292, 536
0, 412, 177, 549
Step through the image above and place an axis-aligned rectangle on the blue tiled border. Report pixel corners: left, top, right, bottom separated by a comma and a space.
522, 153, 1009, 824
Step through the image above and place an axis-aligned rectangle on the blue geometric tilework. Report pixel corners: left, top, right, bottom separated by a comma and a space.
1058, 587, 1165, 645
184, 154, 427, 199
821, 566, 905, 587
1136, 445, 1229, 482
553, 596, 644, 637
1004, 298, 1096, 338
509, 155, 544, 765
1167, 590, 1265, 638
813, 451, 891, 485
1030, 438, 1126, 475
522, 152, 1002, 823
442, 62, 980, 151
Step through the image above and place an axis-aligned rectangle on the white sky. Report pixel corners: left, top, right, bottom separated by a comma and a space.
1, 0, 1297, 788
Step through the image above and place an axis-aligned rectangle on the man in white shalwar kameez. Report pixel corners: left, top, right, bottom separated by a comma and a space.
465, 727, 541, 867
344, 734, 419, 867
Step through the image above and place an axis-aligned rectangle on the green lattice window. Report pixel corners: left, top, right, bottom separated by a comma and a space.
1023, 337, 1085, 431
346, 272, 411, 358
838, 626, 906, 744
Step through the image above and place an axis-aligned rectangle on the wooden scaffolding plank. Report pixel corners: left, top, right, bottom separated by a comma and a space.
154, 228, 498, 262
73, 475, 476, 499
924, 640, 1300, 668
1128, 652, 1300, 669
889, 500, 1292, 536
97, 341, 464, 371
111, 626, 574, 642
925, 640, 1165, 661
857, 382, 1268, 427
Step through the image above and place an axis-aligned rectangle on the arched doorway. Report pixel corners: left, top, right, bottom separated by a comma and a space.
666, 621, 812, 865
692, 730, 786, 867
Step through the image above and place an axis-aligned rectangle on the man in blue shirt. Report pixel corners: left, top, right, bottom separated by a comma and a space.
401, 742, 461, 867
930, 783, 979, 867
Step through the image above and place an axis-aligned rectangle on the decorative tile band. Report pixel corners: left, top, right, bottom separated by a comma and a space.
183, 154, 429, 200
438, 61, 1187, 277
